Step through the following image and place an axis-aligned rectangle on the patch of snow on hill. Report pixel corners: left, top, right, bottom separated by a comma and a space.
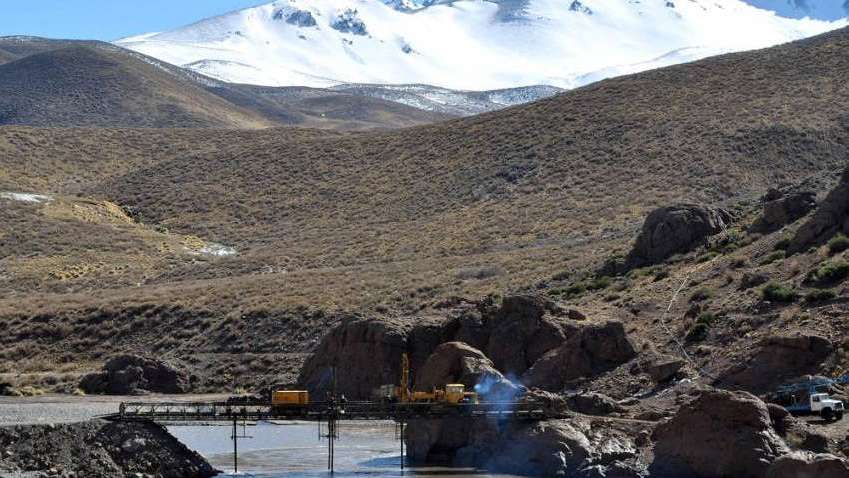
1, 192, 53, 204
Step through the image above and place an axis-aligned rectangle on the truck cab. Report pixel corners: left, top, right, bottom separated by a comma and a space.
810, 393, 844, 422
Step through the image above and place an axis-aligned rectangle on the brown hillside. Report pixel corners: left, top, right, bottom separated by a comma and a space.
0, 45, 275, 128
1, 27, 849, 390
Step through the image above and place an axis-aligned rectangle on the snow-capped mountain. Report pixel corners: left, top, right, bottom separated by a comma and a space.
116, 0, 846, 91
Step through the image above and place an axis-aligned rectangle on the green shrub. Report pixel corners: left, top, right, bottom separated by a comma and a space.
804, 289, 836, 304
690, 288, 713, 303
806, 260, 849, 286
773, 238, 791, 251
686, 323, 710, 343
828, 234, 849, 255
586, 276, 611, 291
761, 282, 799, 303
653, 269, 669, 282
697, 312, 718, 326
760, 251, 786, 266
697, 252, 720, 263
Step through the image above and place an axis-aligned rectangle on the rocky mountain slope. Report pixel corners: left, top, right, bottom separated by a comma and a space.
116, 0, 845, 90
1, 26, 849, 394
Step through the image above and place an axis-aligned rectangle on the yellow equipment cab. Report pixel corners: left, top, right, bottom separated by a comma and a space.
272, 390, 310, 406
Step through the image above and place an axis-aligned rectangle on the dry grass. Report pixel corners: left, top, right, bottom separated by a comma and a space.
2, 28, 849, 387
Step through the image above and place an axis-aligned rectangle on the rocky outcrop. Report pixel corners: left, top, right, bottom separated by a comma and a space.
485, 295, 572, 376
410, 417, 646, 477
298, 316, 412, 400
631, 352, 686, 384
0, 420, 216, 478
717, 335, 834, 393
789, 167, 849, 253
753, 189, 817, 232
768, 404, 829, 454
79, 355, 189, 395
523, 321, 637, 391
566, 392, 625, 416
651, 389, 788, 478
415, 341, 521, 400
766, 452, 849, 478
626, 204, 733, 268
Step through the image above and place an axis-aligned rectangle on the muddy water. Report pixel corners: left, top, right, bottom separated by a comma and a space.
169, 421, 522, 478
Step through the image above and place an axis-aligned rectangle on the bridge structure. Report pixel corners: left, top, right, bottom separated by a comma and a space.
104, 399, 560, 474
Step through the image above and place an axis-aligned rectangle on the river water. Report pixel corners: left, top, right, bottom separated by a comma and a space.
169, 421, 521, 478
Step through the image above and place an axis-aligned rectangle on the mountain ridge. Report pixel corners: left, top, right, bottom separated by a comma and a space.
116, 0, 846, 90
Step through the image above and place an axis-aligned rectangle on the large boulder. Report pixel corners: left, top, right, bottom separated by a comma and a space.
79, 355, 189, 395
485, 295, 572, 377
789, 167, 849, 253
766, 452, 849, 478
651, 389, 788, 478
415, 341, 521, 401
754, 189, 817, 232
717, 335, 834, 394
626, 204, 733, 268
523, 321, 638, 391
298, 316, 412, 400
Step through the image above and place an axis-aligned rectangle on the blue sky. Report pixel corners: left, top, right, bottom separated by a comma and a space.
0, 0, 266, 41
0, 0, 846, 41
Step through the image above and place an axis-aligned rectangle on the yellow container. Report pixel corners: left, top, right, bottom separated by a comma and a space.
272, 390, 309, 406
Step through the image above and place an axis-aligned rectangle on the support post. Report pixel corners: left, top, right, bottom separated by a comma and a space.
400, 419, 405, 471
232, 416, 238, 474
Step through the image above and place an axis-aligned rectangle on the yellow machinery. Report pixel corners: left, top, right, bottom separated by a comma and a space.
412, 384, 478, 404
272, 390, 310, 406
377, 354, 478, 405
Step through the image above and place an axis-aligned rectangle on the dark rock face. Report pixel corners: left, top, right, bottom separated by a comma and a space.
626, 204, 733, 268
651, 389, 788, 478
754, 189, 817, 232
790, 167, 849, 253
0, 420, 216, 478
298, 316, 410, 400
274, 9, 317, 27
717, 335, 834, 393
565, 392, 624, 416
415, 341, 520, 400
332, 10, 368, 35
766, 452, 849, 478
522, 321, 637, 391
79, 355, 188, 395
486, 295, 571, 377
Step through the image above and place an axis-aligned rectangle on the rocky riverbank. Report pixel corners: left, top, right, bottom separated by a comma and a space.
0, 420, 217, 478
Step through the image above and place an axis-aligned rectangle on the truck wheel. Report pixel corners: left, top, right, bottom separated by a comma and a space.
821, 408, 834, 422
837, 411, 844, 421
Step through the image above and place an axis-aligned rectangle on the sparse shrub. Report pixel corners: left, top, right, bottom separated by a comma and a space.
653, 269, 669, 281
760, 251, 786, 266
729, 257, 749, 269
697, 312, 718, 326
690, 288, 713, 303
804, 289, 836, 304
586, 276, 611, 291
773, 238, 791, 251
697, 252, 720, 263
686, 323, 710, 343
806, 260, 849, 286
761, 282, 799, 303
828, 234, 849, 255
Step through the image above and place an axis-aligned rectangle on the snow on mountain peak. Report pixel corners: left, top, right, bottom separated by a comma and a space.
115, 0, 847, 90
